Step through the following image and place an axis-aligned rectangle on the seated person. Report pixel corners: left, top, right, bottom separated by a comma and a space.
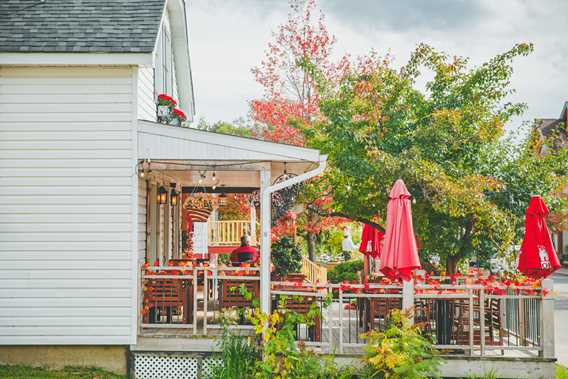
230, 235, 259, 266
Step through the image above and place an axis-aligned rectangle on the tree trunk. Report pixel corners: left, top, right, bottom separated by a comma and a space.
307, 232, 316, 261
446, 255, 461, 275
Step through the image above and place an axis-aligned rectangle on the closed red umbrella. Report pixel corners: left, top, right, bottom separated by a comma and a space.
358, 222, 384, 259
518, 196, 560, 279
380, 179, 421, 281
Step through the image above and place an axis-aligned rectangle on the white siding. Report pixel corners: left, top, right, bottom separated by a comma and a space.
137, 65, 156, 122
0, 66, 135, 344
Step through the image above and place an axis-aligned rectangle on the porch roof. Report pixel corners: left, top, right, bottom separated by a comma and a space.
138, 120, 323, 164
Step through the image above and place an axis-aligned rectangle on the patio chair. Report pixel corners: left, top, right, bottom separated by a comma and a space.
273, 291, 322, 342
366, 297, 402, 331
452, 298, 503, 347
220, 279, 260, 313
144, 278, 193, 324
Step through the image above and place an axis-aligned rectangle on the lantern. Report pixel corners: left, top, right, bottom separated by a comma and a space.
170, 183, 179, 206
158, 186, 168, 205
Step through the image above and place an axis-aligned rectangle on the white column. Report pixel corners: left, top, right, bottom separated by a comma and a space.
259, 168, 271, 315
541, 278, 555, 358
250, 204, 257, 244
402, 278, 415, 324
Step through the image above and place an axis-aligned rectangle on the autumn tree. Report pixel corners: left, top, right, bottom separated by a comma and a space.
251, 0, 348, 259
303, 43, 568, 273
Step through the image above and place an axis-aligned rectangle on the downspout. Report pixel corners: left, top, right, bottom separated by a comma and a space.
259, 155, 328, 315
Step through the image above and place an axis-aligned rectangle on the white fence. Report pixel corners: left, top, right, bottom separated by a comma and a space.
140, 268, 555, 359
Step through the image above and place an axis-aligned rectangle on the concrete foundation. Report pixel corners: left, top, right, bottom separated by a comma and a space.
335, 355, 557, 379
0, 345, 128, 375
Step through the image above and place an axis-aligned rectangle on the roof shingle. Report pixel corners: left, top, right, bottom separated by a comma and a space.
0, 0, 166, 53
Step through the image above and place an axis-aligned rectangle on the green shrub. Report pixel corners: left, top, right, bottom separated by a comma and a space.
328, 260, 364, 283
210, 325, 258, 379
361, 309, 441, 379
271, 236, 302, 277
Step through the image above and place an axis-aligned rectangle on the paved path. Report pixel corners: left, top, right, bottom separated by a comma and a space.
553, 269, 568, 367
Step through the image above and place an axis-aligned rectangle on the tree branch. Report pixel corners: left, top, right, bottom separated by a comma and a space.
309, 207, 386, 233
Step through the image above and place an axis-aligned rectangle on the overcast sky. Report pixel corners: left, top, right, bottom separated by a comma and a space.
188, 0, 567, 132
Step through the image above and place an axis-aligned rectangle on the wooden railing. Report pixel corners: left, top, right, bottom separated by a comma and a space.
301, 255, 327, 284
208, 220, 256, 246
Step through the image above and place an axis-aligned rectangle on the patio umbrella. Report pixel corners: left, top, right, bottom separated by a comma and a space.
517, 196, 560, 279
380, 179, 421, 281
358, 222, 384, 259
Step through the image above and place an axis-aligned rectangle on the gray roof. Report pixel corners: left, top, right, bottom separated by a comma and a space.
0, 0, 166, 53
535, 119, 562, 138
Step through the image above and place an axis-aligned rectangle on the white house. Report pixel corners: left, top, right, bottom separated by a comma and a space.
0, 0, 327, 375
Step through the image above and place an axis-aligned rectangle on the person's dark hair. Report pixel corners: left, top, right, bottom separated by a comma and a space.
240, 235, 251, 246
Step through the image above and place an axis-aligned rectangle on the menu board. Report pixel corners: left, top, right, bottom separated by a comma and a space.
192, 222, 209, 259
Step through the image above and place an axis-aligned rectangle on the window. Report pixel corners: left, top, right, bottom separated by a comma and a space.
155, 21, 174, 97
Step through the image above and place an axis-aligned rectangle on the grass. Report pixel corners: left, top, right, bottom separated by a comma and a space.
0, 365, 125, 379
0, 363, 565, 379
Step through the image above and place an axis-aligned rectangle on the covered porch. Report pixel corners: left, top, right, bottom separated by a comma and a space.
135, 120, 328, 340
132, 121, 556, 378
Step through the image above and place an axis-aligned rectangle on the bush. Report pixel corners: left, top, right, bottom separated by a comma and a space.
271, 236, 302, 277
210, 326, 258, 379
361, 309, 441, 379
328, 260, 364, 283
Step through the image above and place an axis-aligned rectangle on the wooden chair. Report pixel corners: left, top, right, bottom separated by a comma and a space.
273, 289, 322, 342
452, 298, 503, 346
366, 297, 402, 331
144, 278, 193, 324
220, 279, 260, 309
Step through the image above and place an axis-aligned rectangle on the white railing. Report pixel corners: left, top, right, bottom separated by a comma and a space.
140, 268, 555, 359
208, 220, 255, 246
301, 256, 327, 284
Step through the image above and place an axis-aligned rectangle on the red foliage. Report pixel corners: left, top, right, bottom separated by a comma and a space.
271, 210, 297, 241
157, 93, 177, 107
173, 108, 187, 121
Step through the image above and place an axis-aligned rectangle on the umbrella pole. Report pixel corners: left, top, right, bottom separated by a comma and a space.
363, 254, 369, 282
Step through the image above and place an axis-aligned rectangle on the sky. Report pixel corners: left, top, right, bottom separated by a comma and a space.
188, 0, 568, 133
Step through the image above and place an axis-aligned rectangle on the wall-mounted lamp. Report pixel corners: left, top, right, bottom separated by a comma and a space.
170, 183, 179, 206
158, 185, 168, 205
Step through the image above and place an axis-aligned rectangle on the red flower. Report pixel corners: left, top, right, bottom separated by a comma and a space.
157, 93, 177, 107
173, 108, 187, 121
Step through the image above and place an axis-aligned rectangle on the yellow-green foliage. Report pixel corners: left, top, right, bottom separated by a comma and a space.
361, 309, 441, 379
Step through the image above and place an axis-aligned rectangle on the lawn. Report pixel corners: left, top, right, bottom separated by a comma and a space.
0, 365, 125, 379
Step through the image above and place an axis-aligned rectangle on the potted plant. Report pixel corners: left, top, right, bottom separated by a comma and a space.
156, 93, 176, 124
171, 108, 187, 127
271, 236, 303, 281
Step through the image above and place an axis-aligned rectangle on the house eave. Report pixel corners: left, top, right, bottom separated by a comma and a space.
0, 52, 153, 66
137, 120, 322, 163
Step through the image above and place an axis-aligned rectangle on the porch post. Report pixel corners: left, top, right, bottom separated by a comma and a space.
541, 278, 555, 358
259, 168, 272, 315
250, 205, 257, 244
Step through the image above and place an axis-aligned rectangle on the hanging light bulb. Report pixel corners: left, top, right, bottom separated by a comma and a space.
170, 183, 179, 206
212, 170, 216, 180
158, 186, 168, 205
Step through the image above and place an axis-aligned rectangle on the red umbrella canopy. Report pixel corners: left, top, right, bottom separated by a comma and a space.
380, 179, 421, 281
359, 222, 384, 259
518, 196, 560, 279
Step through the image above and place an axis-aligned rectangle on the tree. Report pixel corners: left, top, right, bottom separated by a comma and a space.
251, 0, 349, 260
195, 118, 259, 138
302, 43, 568, 273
